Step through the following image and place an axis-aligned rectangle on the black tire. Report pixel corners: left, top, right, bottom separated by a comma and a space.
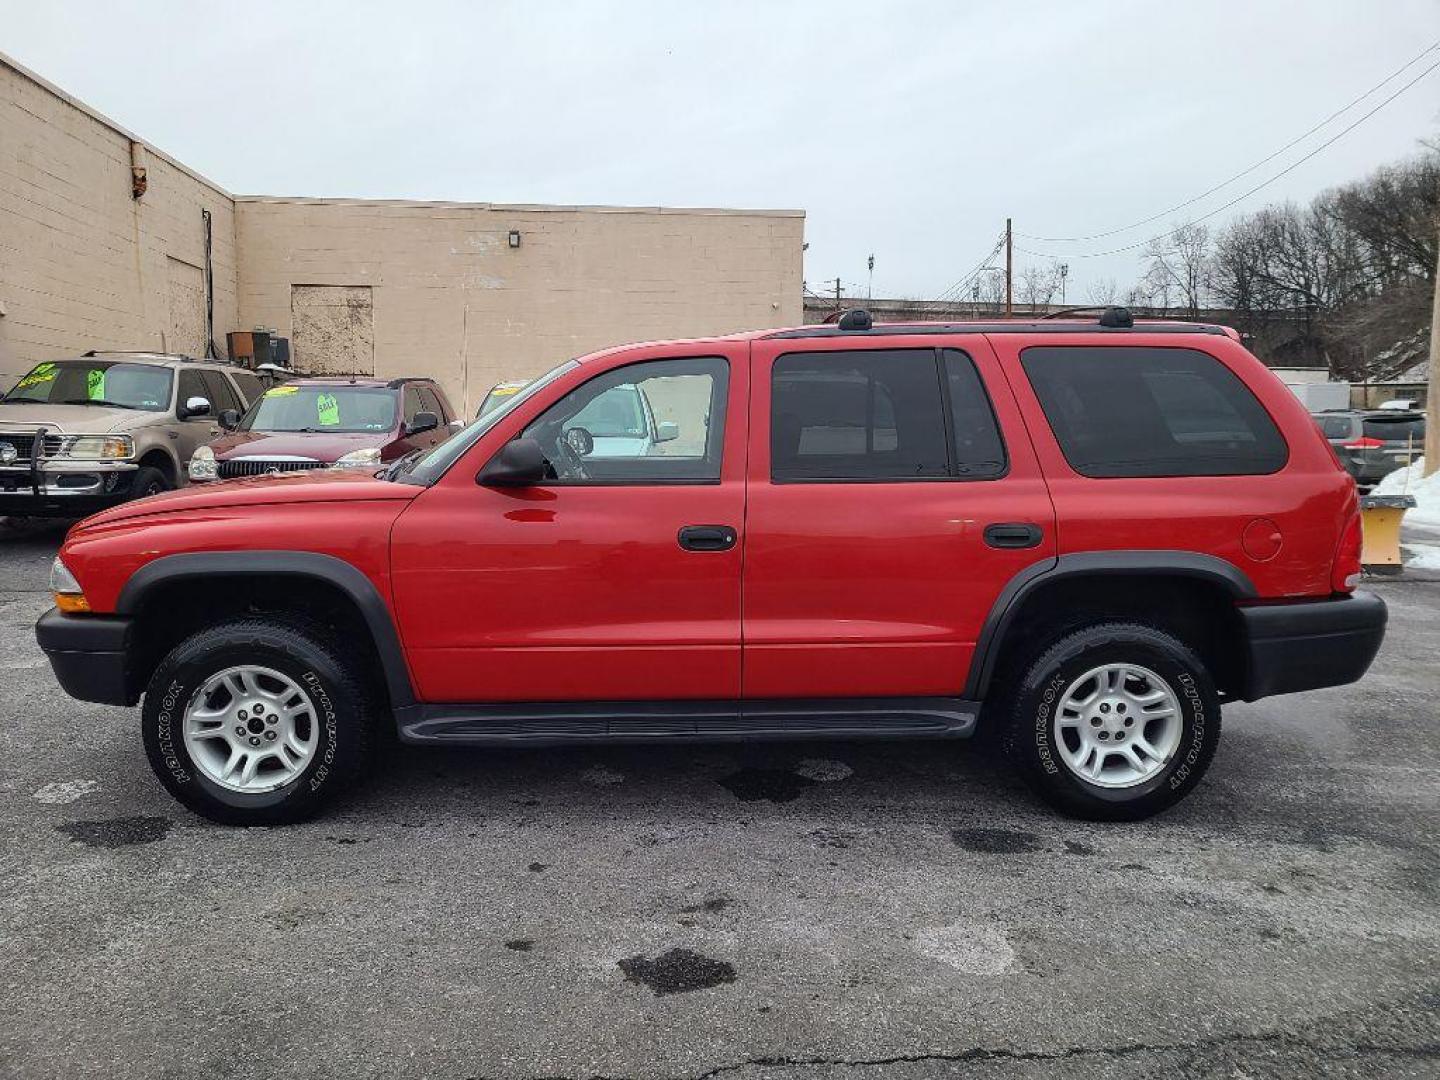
141, 617, 377, 825
130, 465, 170, 500
1000, 622, 1221, 821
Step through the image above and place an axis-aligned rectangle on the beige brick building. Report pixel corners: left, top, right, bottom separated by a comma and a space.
0, 52, 804, 415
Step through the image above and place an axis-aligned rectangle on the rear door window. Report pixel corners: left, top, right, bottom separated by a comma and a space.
771, 348, 1005, 482
230, 370, 264, 406
1021, 346, 1288, 477
199, 371, 240, 414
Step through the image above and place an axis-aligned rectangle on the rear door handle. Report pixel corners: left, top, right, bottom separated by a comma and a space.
678, 525, 737, 552
983, 522, 1044, 549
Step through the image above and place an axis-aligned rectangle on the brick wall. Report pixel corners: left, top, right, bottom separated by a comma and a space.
236, 198, 804, 415
1, 51, 803, 411
0, 53, 238, 387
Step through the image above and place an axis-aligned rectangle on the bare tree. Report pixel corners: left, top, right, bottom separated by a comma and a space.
1086, 277, 1119, 306
1141, 222, 1210, 317
1017, 262, 1063, 313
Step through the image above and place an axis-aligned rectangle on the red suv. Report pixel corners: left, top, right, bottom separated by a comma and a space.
37, 309, 1385, 825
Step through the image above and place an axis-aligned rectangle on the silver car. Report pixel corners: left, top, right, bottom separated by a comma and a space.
0, 352, 263, 519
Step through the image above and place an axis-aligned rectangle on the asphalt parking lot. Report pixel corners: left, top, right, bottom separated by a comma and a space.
0, 523, 1436, 1080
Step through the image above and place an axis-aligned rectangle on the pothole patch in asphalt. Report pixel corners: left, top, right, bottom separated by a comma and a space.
794, 758, 854, 782
951, 827, 1041, 854
913, 920, 1017, 975
32, 779, 100, 804
505, 939, 536, 952
717, 768, 815, 803
57, 816, 172, 848
580, 764, 626, 787
618, 947, 737, 995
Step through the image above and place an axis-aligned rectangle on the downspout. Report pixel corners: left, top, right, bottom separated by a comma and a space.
202, 209, 219, 359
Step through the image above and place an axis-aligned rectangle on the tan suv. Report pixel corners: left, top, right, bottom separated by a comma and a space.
0, 352, 263, 520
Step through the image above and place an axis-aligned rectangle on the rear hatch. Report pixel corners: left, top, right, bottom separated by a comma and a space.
1355, 413, 1425, 471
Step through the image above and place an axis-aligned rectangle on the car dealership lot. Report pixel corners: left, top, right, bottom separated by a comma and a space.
0, 528, 1437, 1079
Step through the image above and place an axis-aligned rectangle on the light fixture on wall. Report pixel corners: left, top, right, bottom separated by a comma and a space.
507, 230, 522, 249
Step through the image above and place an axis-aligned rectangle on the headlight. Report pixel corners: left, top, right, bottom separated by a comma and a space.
49, 557, 89, 613
57, 435, 134, 460
332, 447, 382, 469
188, 445, 218, 481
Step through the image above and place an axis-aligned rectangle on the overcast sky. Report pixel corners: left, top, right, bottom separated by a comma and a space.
4, 0, 1438, 303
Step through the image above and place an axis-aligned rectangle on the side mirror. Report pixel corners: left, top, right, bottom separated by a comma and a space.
406, 410, 439, 436
655, 420, 680, 443
182, 395, 211, 419
478, 437, 549, 487
218, 408, 240, 431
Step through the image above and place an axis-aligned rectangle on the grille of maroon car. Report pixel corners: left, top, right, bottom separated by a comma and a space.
217, 458, 329, 479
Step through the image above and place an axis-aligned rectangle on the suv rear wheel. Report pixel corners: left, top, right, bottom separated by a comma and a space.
141, 616, 376, 825
1001, 622, 1221, 820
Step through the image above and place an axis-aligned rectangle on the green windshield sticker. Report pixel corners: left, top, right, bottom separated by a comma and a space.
87, 368, 106, 401
316, 392, 341, 427
16, 363, 57, 390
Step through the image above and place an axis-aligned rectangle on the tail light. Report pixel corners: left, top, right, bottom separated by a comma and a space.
1332, 510, 1363, 593
1341, 437, 1384, 449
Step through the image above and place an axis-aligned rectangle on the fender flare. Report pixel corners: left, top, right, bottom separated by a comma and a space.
116, 551, 415, 708
964, 550, 1257, 699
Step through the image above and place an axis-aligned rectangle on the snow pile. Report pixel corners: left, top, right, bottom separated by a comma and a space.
1402, 545, 1440, 571
1372, 457, 1440, 529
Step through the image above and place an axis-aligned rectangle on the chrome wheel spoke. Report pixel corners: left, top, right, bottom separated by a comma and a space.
184, 665, 320, 794
1053, 662, 1183, 791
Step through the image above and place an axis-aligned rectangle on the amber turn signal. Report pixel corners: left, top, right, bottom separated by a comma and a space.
54, 592, 91, 613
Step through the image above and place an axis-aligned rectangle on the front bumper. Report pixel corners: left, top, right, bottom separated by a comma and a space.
0, 462, 140, 516
1238, 591, 1386, 701
35, 608, 137, 706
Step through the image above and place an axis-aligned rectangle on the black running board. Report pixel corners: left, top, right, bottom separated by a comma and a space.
395, 697, 979, 747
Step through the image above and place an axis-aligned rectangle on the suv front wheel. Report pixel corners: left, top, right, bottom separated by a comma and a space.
141, 617, 376, 825
1002, 622, 1221, 820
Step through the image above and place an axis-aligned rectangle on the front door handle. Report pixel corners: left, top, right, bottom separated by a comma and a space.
983, 522, 1044, 549
678, 525, 737, 552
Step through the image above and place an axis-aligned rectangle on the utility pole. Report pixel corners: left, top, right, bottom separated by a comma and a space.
867, 254, 875, 300
833, 277, 842, 307
1004, 217, 1013, 318
1425, 218, 1439, 476
1058, 262, 1069, 306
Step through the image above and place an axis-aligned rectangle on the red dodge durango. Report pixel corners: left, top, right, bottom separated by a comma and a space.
38, 309, 1385, 826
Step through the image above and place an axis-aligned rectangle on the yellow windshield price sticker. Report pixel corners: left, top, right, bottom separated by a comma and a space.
316, 393, 341, 427
265, 385, 298, 396
16, 363, 57, 390
87, 369, 106, 400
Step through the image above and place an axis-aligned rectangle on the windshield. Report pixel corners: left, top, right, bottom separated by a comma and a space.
401, 360, 578, 484
242, 385, 397, 433
3, 360, 172, 410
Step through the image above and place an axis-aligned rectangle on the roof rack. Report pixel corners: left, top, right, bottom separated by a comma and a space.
82, 349, 193, 360
764, 310, 1224, 341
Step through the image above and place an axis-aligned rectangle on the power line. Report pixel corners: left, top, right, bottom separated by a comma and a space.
934, 231, 1006, 303
1020, 39, 1440, 244
1016, 53, 1440, 262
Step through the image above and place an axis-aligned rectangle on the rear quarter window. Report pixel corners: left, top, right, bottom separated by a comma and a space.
1021, 346, 1288, 478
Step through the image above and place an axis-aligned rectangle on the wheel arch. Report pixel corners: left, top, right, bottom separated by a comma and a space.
135, 445, 180, 486
966, 551, 1256, 701
117, 551, 415, 710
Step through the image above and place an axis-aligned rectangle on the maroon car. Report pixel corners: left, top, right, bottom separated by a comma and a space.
189, 377, 457, 482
